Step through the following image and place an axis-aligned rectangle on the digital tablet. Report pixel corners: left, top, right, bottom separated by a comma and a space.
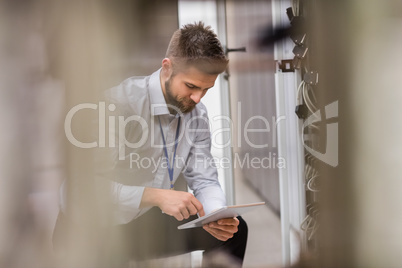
177, 202, 265, 229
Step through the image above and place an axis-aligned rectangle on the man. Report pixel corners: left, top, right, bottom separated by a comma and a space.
55, 22, 248, 267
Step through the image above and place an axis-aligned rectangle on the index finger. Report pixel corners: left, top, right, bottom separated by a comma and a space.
191, 197, 205, 217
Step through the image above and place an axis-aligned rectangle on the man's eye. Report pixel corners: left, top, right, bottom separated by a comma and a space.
186, 84, 196, 89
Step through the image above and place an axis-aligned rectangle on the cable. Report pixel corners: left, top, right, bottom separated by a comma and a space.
292, 0, 300, 17
302, 83, 318, 115
307, 174, 320, 192
296, 80, 304, 105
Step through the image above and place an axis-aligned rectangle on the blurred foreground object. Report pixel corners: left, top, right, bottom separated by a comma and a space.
0, 0, 177, 267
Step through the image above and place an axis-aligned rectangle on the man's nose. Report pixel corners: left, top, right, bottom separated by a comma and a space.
190, 91, 203, 104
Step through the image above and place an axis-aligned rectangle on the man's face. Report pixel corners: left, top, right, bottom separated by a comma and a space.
164, 66, 218, 114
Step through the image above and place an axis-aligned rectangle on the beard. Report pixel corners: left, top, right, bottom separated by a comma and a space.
165, 79, 197, 114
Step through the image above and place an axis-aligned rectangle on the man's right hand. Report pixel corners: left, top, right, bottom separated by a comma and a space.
140, 188, 205, 221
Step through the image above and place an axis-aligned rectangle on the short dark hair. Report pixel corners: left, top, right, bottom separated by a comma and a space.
166, 21, 228, 75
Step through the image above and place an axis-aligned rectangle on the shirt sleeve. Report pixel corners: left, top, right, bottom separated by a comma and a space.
182, 109, 227, 215
60, 78, 152, 225
94, 86, 147, 225
110, 182, 145, 224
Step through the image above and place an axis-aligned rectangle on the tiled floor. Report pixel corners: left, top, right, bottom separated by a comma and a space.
234, 169, 282, 268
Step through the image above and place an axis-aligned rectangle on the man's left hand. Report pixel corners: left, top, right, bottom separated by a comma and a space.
203, 217, 239, 241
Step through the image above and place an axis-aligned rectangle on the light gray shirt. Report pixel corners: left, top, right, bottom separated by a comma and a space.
100, 69, 227, 224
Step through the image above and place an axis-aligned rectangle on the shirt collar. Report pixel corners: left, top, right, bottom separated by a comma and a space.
149, 68, 170, 116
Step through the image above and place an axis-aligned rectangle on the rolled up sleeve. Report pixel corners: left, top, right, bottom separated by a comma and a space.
110, 182, 145, 224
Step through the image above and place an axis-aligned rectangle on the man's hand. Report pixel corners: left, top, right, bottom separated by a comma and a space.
140, 188, 205, 221
203, 217, 239, 241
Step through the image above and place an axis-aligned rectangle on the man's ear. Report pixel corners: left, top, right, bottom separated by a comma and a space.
161, 58, 172, 77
